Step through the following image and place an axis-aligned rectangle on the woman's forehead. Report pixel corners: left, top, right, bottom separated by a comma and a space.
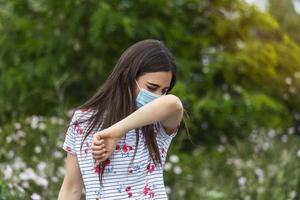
138, 72, 172, 87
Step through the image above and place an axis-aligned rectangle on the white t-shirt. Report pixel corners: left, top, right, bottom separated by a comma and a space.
62, 108, 178, 200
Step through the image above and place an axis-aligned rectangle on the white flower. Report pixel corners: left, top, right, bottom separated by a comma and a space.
288, 127, 294, 135
7, 150, 15, 159
257, 186, 265, 193
20, 168, 36, 181
217, 145, 225, 152
3, 165, 13, 179
285, 77, 292, 85
53, 150, 63, 158
51, 176, 59, 183
244, 195, 251, 200
30, 116, 40, 129
38, 122, 46, 130
6, 136, 12, 143
262, 142, 270, 151
13, 157, 26, 170
297, 149, 300, 158
173, 166, 182, 174
58, 166, 65, 177
164, 162, 172, 171
267, 129, 276, 138
255, 168, 264, 183
35, 176, 48, 188
223, 93, 230, 101
165, 186, 171, 194
15, 122, 22, 129
220, 135, 228, 143
169, 154, 179, 163
281, 135, 288, 143
238, 176, 247, 186
16, 130, 25, 137
289, 191, 297, 199
31, 193, 41, 200
246, 160, 254, 168
21, 181, 30, 188
34, 146, 42, 154
37, 162, 46, 172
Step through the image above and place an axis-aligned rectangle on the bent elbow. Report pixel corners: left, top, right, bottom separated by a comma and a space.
165, 94, 183, 113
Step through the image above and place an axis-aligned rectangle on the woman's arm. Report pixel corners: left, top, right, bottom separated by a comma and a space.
58, 153, 83, 200
113, 94, 183, 135
92, 94, 183, 161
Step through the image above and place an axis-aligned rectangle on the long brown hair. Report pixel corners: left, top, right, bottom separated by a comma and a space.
72, 39, 177, 185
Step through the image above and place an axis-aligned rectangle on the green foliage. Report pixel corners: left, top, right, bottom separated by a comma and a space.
1, 0, 300, 199
166, 130, 300, 200
0, 115, 68, 199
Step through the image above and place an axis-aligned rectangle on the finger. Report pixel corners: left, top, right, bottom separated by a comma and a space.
93, 153, 106, 160
92, 144, 105, 151
92, 149, 107, 157
93, 139, 104, 146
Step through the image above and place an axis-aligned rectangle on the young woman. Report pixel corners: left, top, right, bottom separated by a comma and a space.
58, 39, 184, 200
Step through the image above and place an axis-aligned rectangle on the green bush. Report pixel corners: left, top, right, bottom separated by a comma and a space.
165, 129, 300, 199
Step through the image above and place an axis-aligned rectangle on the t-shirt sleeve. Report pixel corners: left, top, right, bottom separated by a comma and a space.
156, 121, 179, 140
62, 111, 78, 155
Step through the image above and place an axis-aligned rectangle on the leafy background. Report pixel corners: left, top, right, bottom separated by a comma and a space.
1, 0, 300, 199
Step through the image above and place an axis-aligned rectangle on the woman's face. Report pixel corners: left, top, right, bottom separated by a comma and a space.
135, 72, 172, 98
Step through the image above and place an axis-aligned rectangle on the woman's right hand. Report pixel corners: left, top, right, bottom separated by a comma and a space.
92, 125, 124, 162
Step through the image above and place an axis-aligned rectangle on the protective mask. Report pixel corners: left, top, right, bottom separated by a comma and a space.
135, 80, 160, 108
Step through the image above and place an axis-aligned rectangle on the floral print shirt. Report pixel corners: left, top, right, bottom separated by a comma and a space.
62, 109, 178, 200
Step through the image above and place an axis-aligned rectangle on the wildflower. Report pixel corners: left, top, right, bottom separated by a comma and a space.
169, 154, 179, 163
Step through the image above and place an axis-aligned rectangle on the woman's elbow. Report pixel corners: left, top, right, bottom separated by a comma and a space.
58, 179, 83, 199
165, 94, 183, 112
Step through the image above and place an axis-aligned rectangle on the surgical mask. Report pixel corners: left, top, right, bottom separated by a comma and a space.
135, 80, 160, 108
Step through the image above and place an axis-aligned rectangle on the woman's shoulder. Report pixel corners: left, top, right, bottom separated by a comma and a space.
73, 108, 96, 120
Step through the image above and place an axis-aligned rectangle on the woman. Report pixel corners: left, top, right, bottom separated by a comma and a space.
58, 39, 184, 199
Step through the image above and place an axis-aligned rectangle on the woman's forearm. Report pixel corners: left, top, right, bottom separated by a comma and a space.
111, 94, 183, 135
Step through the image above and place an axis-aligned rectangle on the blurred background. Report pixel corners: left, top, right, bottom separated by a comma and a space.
1, 0, 300, 199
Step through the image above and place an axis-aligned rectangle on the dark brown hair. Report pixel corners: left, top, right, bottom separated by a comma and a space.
71, 39, 177, 185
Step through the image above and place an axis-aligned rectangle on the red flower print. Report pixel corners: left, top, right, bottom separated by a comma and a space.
94, 159, 110, 174
128, 192, 133, 198
125, 186, 133, 198
94, 165, 103, 174
143, 184, 154, 198
147, 163, 155, 174
122, 144, 128, 153
149, 191, 154, 198
74, 121, 84, 135
116, 144, 120, 150
104, 159, 111, 165
66, 146, 72, 152
121, 144, 133, 153
125, 186, 131, 192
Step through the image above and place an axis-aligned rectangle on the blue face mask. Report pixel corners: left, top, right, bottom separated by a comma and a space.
135, 80, 161, 108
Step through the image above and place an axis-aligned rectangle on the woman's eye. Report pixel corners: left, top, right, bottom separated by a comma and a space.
147, 87, 156, 91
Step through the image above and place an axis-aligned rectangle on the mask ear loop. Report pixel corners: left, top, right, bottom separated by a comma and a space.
135, 80, 141, 90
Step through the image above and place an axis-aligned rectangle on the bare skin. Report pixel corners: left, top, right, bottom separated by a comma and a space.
92, 72, 183, 162
58, 72, 183, 198
58, 153, 83, 199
